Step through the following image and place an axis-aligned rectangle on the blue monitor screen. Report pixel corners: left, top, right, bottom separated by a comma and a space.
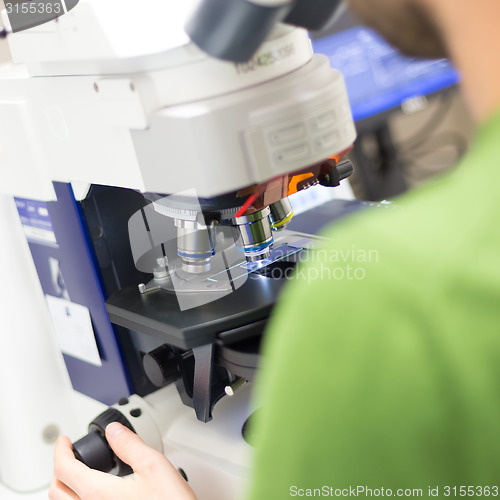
311, 26, 460, 122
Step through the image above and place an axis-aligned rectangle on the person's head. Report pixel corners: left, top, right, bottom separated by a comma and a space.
348, 0, 500, 122
348, 0, 447, 59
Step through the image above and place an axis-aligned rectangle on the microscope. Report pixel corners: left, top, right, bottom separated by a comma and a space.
0, 0, 355, 497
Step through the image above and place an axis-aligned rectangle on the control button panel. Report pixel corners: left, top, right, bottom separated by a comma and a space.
268, 124, 306, 146
314, 131, 340, 153
310, 111, 336, 132
273, 143, 311, 165
244, 74, 356, 179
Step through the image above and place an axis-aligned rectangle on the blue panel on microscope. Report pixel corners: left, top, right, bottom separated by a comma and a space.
16, 183, 132, 405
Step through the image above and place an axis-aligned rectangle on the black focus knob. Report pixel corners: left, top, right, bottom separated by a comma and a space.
143, 345, 180, 388
72, 408, 135, 476
72, 432, 115, 473
318, 159, 354, 187
337, 159, 354, 181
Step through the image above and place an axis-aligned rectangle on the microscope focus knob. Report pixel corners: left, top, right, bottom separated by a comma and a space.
143, 346, 180, 388
72, 431, 114, 473
72, 408, 135, 476
318, 159, 354, 187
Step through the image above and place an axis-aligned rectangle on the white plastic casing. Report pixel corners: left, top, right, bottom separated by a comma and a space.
0, 1, 355, 201
0, 195, 76, 492
114, 384, 254, 500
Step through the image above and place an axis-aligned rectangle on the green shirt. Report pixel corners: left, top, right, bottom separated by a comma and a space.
249, 110, 500, 499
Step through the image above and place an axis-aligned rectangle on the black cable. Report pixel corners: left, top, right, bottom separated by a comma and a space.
0, 26, 10, 39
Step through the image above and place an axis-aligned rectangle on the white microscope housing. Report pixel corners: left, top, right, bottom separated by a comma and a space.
0, 0, 355, 201
0, 1, 356, 497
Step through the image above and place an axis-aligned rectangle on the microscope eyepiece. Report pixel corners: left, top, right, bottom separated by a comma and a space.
185, 0, 289, 63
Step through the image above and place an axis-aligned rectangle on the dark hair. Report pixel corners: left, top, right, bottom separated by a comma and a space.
348, 0, 448, 59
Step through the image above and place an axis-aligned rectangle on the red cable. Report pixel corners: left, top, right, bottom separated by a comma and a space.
235, 193, 257, 218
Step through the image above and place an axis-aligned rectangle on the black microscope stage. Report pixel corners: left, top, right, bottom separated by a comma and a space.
106, 238, 308, 349
105, 199, 371, 421
106, 199, 373, 350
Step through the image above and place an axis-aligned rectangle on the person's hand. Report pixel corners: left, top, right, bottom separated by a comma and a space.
50, 422, 198, 500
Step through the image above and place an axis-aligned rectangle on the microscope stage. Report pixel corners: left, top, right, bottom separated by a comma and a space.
106, 237, 311, 350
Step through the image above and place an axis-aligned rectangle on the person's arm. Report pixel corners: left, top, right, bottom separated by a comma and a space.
50, 422, 197, 500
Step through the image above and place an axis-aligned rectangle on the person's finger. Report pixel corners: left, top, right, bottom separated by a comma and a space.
48, 476, 79, 500
105, 422, 178, 479
53, 435, 113, 495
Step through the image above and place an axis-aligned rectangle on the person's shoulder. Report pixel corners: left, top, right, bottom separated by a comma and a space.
321, 160, 493, 283
326, 106, 500, 260
267, 124, 500, 351
315, 182, 453, 291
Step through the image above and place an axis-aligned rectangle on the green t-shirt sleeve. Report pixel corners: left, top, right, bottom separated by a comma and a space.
247, 213, 500, 500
